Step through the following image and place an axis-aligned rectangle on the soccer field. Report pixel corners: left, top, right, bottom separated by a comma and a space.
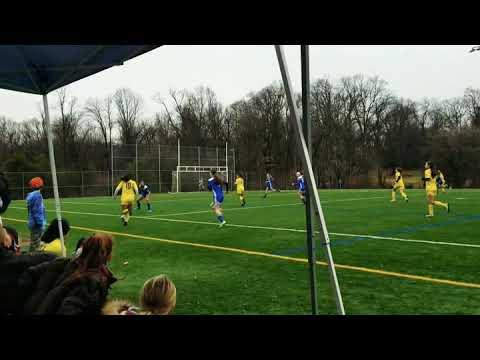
4, 188, 480, 314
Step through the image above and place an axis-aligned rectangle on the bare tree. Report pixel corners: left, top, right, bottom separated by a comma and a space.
114, 88, 143, 144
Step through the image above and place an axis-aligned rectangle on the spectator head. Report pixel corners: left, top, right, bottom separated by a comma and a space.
139, 180, 145, 186
40, 218, 70, 244
29, 177, 44, 190
139, 275, 176, 315
75, 233, 113, 271
210, 169, 217, 176
296, 171, 301, 177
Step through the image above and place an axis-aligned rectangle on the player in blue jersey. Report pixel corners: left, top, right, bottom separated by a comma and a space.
208, 169, 226, 227
295, 171, 306, 204
263, 172, 276, 198
136, 180, 152, 212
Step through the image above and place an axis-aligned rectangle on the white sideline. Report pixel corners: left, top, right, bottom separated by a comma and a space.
7, 206, 480, 249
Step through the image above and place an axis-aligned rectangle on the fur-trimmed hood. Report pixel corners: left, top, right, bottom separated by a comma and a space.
102, 299, 140, 315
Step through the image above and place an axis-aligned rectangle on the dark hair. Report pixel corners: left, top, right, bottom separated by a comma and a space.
40, 219, 70, 244
121, 174, 131, 182
210, 169, 217, 176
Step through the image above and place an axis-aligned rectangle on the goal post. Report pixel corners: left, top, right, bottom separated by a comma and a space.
172, 165, 229, 193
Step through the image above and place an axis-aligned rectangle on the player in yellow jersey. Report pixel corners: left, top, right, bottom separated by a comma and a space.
391, 167, 408, 202
113, 174, 139, 226
234, 173, 246, 207
423, 161, 449, 218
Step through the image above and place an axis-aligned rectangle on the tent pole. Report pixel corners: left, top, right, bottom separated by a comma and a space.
274, 45, 345, 315
301, 45, 318, 315
43, 94, 65, 257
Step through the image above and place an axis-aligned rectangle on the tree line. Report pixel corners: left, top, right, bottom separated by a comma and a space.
1, 74, 480, 188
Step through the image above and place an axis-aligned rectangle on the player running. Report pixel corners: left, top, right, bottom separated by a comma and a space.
234, 173, 246, 207
208, 169, 226, 227
113, 174, 139, 226
137, 180, 152, 212
295, 171, 306, 204
423, 161, 449, 218
263, 172, 278, 198
436, 169, 447, 193
391, 167, 408, 202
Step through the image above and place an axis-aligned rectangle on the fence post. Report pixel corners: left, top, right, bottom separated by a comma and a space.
111, 142, 114, 196
22, 172, 25, 199
135, 142, 139, 182
158, 144, 162, 193
198, 146, 201, 183
177, 139, 180, 192
81, 171, 84, 197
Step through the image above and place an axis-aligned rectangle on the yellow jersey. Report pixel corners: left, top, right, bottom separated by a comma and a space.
116, 180, 138, 203
235, 177, 245, 193
393, 170, 405, 189
40, 239, 64, 257
424, 169, 437, 192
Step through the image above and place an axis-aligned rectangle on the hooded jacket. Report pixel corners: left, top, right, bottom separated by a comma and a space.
20, 258, 117, 315
0, 247, 57, 315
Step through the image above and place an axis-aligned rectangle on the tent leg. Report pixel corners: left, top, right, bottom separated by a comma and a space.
275, 45, 345, 315
301, 45, 318, 315
43, 94, 65, 257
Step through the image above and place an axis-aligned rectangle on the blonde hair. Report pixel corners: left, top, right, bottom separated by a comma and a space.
139, 275, 176, 315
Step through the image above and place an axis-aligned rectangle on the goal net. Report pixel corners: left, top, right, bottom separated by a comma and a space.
171, 166, 231, 193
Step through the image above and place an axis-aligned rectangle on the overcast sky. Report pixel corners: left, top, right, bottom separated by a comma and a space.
1, 45, 479, 122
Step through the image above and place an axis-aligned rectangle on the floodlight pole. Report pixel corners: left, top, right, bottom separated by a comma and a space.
301, 45, 318, 315
43, 94, 65, 257
275, 45, 345, 315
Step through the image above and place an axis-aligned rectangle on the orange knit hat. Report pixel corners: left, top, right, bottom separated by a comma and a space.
29, 177, 44, 189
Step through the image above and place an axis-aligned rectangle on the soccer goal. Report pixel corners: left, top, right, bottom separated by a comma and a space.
171, 166, 231, 193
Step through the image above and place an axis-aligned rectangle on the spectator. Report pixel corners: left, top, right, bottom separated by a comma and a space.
102, 275, 176, 315
21, 233, 117, 315
39, 218, 70, 256
0, 172, 11, 214
26, 177, 47, 252
0, 224, 20, 253
0, 222, 56, 315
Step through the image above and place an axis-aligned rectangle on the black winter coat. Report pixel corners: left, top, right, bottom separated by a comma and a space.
20, 258, 117, 315
0, 247, 57, 315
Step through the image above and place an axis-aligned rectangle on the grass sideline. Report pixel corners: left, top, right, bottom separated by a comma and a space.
4, 188, 480, 314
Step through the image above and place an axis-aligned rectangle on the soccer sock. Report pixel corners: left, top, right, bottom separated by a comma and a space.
401, 191, 407, 199
122, 208, 129, 221
391, 191, 396, 201
434, 201, 448, 209
217, 215, 224, 223
147, 202, 151, 211
137, 201, 141, 209
428, 204, 434, 216
302, 197, 306, 204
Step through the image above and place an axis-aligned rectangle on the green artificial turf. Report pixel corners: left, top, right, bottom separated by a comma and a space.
4, 188, 480, 314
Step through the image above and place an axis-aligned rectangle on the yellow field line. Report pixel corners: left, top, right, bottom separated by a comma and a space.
4, 216, 480, 290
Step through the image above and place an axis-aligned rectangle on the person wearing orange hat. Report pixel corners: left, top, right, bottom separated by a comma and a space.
26, 177, 47, 252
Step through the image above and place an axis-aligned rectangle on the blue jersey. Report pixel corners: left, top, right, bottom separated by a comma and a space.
296, 176, 306, 192
208, 177, 224, 204
139, 184, 151, 197
26, 190, 46, 230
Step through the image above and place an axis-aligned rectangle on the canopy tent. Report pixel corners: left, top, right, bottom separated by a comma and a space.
0, 45, 344, 314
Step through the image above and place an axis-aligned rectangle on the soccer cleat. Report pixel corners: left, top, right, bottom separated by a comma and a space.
219, 220, 226, 228
390, 199, 396, 202
405, 198, 408, 202
425, 214, 434, 218
148, 209, 153, 213
123, 219, 128, 226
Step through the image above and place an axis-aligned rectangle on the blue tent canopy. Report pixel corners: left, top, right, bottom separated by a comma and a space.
0, 45, 160, 95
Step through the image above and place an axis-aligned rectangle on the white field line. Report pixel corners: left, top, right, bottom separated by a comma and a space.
152, 195, 389, 217
7, 206, 480, 249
